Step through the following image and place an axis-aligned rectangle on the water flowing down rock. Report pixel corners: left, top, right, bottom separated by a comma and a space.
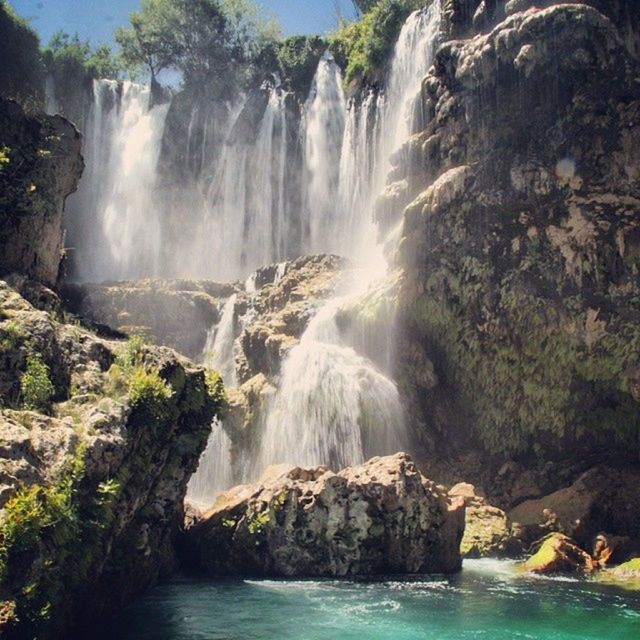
184, 453, 465, 577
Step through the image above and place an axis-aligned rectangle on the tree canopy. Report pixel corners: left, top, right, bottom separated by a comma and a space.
115, 0, 281, 89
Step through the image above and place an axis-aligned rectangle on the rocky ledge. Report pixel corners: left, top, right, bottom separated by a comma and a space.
184, 453, 465, 577
0, 278, 224, 639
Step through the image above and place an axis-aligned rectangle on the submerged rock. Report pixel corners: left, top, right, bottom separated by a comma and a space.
597, 557, 640, 590
185, 453, 465, 577
522, 533, 596, 575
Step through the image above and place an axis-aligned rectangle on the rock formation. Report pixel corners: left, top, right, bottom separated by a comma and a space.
0, 99, 83, 287
185, 453, 465, 577
65, 279, 240, 359
0, 279, 224, 639
392, 2, 640, 489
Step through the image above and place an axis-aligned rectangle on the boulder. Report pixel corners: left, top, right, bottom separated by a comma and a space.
508, 466, 640, 549
185, 453, 465, 577
523, 533, 596, 574
449, 482, 518, 557
597, 558, 640, 590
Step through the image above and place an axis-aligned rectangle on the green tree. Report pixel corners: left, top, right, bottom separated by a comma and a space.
115, 0, 281, 89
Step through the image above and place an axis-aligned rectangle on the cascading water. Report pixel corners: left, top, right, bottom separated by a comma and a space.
254, 3, 443, 475
64, 3, 443, 501
258, 277, 408, 472
303, 53, 346, 254
68, 80, 169, 282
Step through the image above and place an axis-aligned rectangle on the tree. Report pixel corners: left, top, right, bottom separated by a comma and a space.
115, 0, 281, 88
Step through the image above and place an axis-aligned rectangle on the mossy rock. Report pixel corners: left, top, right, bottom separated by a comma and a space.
597, 558, 640, 591
522, 533, 596, 575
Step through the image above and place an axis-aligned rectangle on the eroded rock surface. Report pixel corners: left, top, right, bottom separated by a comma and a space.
393, 2, 640, 482
185, 453, 465, 577
0, 279, 223, 639
0, 99, 83, 287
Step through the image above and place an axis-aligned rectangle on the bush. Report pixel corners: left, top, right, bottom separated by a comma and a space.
275, 35, 327, 93
20, 352, 54, 411
128, 366, 174, 420
330, 0, 429, 88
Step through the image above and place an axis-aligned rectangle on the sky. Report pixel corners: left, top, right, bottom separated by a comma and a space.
10, 0, 359, 46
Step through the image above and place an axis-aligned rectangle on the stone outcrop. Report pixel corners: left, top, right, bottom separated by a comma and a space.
185, 453, 465, 577
393, 3, 640, 475
508, 466, 640, 549
449, 482, 517, 557
522, 533, 597, 574
65, 279, 240, 359
0, 99, 83, 287
0, 279, 224, 639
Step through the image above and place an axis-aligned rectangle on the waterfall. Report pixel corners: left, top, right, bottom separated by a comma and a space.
304, 53, 346, 254
67, 80, 169, 282
186, 418, 234, 508
203, 294, 238, 387
253, 2, 443, 475
258, 283, 408, 472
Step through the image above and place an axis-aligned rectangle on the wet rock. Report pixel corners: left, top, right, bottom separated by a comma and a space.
592, 533, 636, 567
522, 533, 596, 574
185, 453, 465, 577
397, 2, 640, 467
508, 467, 640, 549
65, 279, 239, 359
450, 482, 518, 557
597, 557, 640, 590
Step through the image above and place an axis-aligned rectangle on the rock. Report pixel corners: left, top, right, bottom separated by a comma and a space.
450, 483, 517, 557
597, 557, 640, 590
237, 254, 345, 383
185, 453, 465, 577
0, 98, 83, 287
64, 279, 239, 360
0, 279, 224, 638
508, 467, 640, 549
523, 533, 597, 574
592, 533, 636, 567
397, 2, 640, 468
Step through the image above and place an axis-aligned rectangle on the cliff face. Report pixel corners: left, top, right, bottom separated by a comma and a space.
0, 99, 83, 287
0, 279, 224, 639
392, 2, 640, 484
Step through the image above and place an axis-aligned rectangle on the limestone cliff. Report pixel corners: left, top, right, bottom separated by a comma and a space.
0, 98, 83, 287
388, 3, 640, 487
0, 279, 224, 639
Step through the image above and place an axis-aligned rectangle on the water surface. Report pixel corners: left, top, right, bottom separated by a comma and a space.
100, 560, 640, 639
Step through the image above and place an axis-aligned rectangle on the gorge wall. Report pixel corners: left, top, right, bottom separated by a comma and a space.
393, 1, 640, 497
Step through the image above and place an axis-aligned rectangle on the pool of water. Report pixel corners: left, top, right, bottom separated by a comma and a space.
98, 560, 640, 639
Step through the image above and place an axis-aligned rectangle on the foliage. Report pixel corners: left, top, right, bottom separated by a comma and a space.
274, 36, 327, 93
330, 0, 428, 88
0, 1, 45, 107
116, 0, 280, 90
20, 351, 54, 411
127, 366, 174, 419
115, 333, 146, 369
0, 444, 85, 585
42, 31, 123, 116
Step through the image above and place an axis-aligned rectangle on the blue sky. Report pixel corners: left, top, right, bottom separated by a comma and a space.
10, 0, 358, 46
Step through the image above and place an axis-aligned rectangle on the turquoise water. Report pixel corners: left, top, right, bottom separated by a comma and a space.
102, 560, 640, 639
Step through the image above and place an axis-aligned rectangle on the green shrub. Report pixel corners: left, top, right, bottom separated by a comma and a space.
115, 334, 145, 369
128, 366, 174, 420
275, 35, 327, 92
330, 0, 429, 88
20, 352, 54, 411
